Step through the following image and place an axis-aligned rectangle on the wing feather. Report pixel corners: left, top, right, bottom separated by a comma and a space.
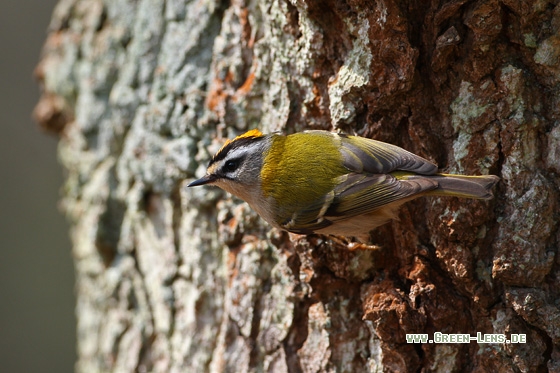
280, 173, 439, 233
279, 190, 334, 234
340, 135, 438, 175
325, 173, 439, 219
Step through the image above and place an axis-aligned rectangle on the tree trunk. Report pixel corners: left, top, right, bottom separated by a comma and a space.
35, 0, 560, 371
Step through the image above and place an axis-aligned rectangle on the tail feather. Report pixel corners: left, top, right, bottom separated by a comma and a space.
424, 174, 500, 200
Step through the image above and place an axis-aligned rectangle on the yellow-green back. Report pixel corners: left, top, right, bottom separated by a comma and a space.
261, 132, 347, 222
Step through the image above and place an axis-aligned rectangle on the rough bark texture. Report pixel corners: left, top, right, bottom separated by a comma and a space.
35, 0, 560, 372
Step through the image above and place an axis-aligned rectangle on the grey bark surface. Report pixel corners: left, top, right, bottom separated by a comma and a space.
36, 0, 560, 372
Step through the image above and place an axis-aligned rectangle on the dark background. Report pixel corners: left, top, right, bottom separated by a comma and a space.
0, 0, 75, 371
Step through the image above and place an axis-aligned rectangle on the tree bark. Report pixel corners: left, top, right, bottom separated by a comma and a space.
35, 0, 560, 371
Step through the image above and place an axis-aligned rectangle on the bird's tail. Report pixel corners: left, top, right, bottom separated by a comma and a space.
424, 174, 500, 200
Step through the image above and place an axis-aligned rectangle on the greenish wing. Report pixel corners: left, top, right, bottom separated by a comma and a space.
324, 173, 439, 220
340, 135, 439, 175
278, 190, 335, 234
280, 173, 440, 233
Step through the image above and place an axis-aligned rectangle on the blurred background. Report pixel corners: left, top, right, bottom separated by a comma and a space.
0, 0, 75, 371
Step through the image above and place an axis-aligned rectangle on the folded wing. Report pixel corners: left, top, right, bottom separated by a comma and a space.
339, 134, 438, 175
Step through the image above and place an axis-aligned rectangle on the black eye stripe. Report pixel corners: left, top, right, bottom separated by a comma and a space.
223, 158, 241, 172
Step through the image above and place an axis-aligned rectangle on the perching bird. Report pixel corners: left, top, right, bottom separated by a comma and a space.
188, 129, 499, 242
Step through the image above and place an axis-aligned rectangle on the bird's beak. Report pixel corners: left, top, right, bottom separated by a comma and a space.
188, 174, 216, 187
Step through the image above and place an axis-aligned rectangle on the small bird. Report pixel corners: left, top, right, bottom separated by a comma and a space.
188, 129, 499, 242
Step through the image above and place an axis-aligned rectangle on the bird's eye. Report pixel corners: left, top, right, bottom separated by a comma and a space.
223, 159, 240, 173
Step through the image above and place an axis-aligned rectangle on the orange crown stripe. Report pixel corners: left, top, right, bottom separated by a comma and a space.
236, 128, 264, 140
218, 128, 264, 153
